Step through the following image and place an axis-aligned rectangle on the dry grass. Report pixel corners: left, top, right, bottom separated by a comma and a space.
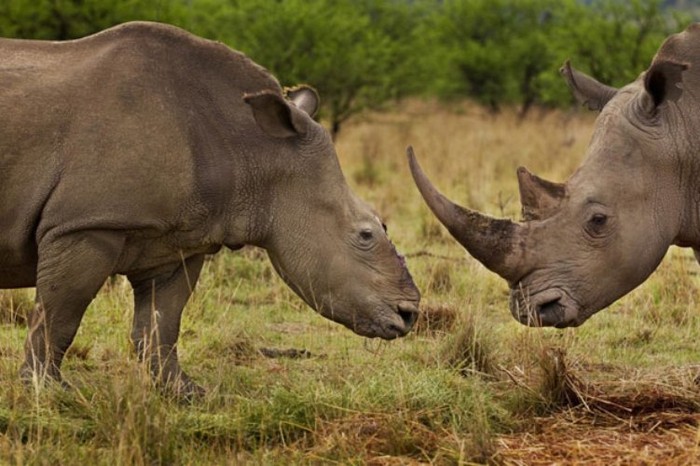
495, 367, 700, 465
413, 303, 458, 335
493, 340, 700, 464
0, 289, 32, 326
496, 417, 700, 465
441, 313, 498, 378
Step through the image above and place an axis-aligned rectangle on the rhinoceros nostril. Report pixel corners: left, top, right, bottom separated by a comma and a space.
536, 298, 566, 326
537, 298, 560, 312
396, 301, 419, 330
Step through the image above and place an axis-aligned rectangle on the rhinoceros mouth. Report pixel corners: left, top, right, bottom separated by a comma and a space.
511, 288, 581, 328
327, 300, 419, 340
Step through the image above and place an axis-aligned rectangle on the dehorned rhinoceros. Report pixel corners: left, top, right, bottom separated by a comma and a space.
408, 23, 700, 329
1, 21, 420, 395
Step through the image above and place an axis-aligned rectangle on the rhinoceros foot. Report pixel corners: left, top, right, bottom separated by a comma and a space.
159, 371, 206, 402
146, 353, 206, 401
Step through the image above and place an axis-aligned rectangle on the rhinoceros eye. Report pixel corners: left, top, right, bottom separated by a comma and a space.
586, 213, 609, 237
357, 227, 379, 251
359, 229, 374, 242
590, 213, 607, 226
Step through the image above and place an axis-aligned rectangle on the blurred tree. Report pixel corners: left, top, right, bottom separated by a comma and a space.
426, 0, 691, 111
422, 0, 571, 114
502, 0, 573, 117
0, 0, 184, 40
0, 0, 693, 119
424, 0, 515, 111
193, 0, 426, 138
550, 0, 685, 87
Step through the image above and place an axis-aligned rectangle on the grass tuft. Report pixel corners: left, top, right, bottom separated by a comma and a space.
0, 289, 33, 326
413, 302, 458, 336
441, 313, 497, 378
426, 260, 453, 294
535, 346, 586, 409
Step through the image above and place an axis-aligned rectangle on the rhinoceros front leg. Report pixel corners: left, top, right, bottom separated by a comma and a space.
127, 254, 205, 398
22, 231, 125, 384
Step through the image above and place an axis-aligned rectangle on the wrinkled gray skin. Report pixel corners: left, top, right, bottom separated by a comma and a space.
409, 23, 700, 329
0, 22, 419, 396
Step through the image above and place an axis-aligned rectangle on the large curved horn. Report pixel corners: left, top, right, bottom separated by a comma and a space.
407, 146, 526, 282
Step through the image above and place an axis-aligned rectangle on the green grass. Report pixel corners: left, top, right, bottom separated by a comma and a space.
2, 101, 700, 464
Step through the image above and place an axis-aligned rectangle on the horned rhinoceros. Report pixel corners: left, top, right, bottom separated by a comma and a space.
0, 21, 420, 395
408, 23, 700, 329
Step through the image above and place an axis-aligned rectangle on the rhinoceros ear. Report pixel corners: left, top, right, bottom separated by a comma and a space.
517, 167, 566, 221
244, 90, 309, 139
560, 60, 617, 111
285, 85, 320, 119
643, 60, 688, 110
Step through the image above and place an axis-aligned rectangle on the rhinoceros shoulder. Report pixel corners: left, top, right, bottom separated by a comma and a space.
0, 21, 281, 99
85, 21, 280, 91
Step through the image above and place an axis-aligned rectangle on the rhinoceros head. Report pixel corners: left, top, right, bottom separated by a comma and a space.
409, 24, 700, 328
242, 86, 420, 339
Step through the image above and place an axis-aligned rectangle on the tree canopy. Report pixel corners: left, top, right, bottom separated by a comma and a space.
0, 0, 692, 134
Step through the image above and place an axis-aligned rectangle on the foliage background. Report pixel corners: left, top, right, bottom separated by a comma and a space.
0, 0, 694, 135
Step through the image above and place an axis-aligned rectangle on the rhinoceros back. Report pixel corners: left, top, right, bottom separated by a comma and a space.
0, 22, 282, 287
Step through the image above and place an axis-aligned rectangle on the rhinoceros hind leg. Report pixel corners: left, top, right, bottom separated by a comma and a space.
22, 231, 125, 385
127, 254, 205, 399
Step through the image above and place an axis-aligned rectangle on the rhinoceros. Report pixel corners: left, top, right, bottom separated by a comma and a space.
0, 21, 420, 395
408, 23, 700, 329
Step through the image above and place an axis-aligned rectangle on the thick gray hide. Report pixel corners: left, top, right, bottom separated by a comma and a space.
0, 22, 420, 396
409, 23, 700, 329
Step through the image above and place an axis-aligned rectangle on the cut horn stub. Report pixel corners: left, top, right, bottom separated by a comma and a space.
407, 146, 526, 282
516, 166, 566, 221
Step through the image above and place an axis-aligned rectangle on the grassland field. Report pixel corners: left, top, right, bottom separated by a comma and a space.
2, 100, 700, 464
